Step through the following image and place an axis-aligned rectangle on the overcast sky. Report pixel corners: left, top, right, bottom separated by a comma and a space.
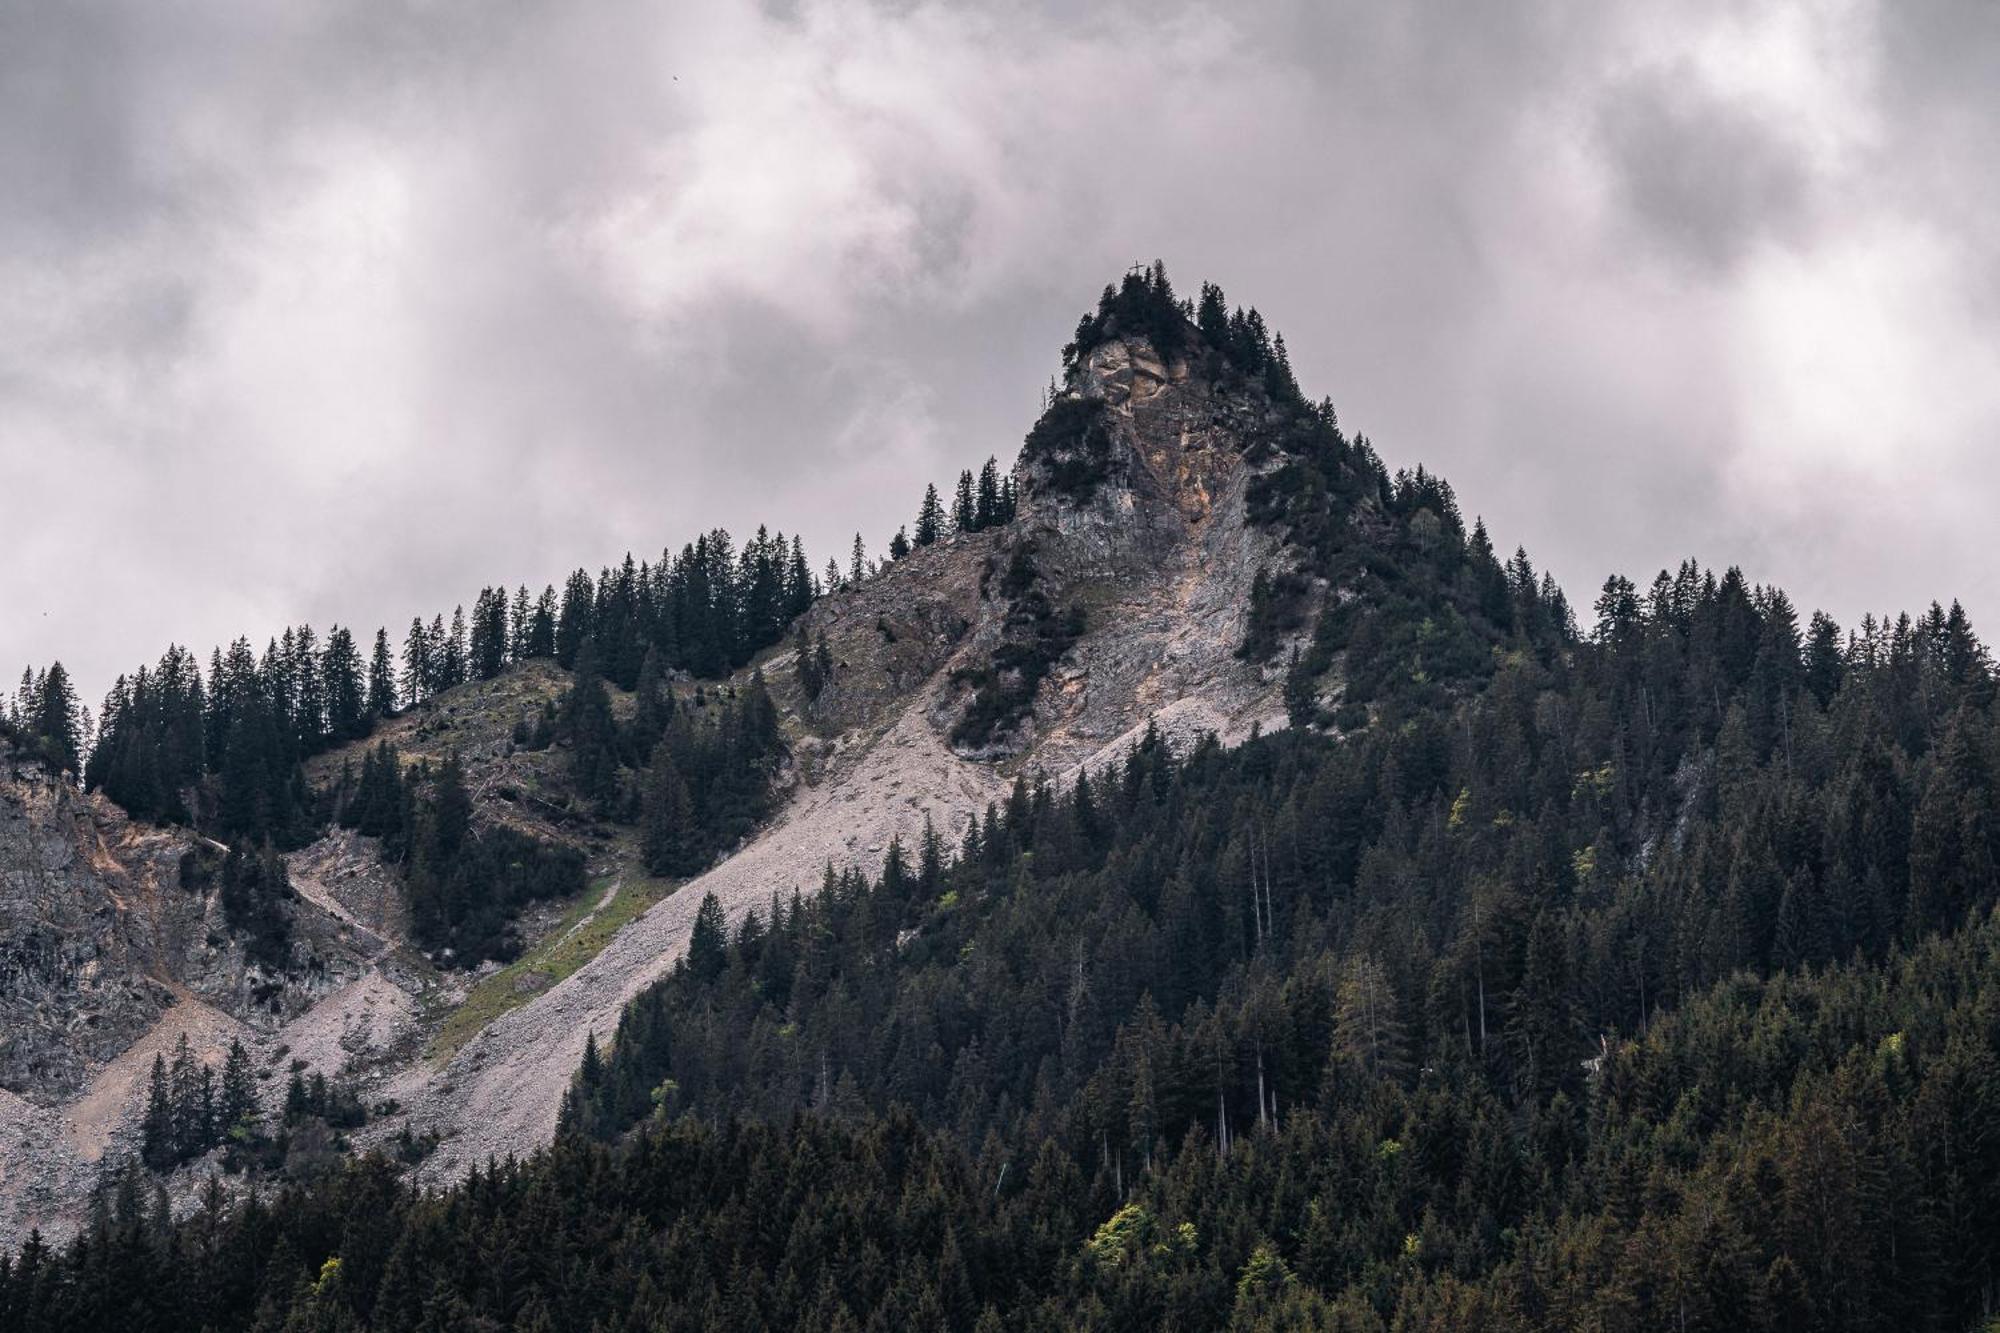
4, 0, 1998, 708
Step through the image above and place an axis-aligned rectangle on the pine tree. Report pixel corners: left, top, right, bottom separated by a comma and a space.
1333, 955, 1408, 1081
794, 626, 824, 704
642, 742, 702, 877
368, 628, 397, 718
953, 470, 977, 533
849, 534, 867, 585
470, 587, 508, 680
442, 606, 469, 687
915, 484, 945, 547
889, 526, 911, 561
527, 586, 558, 659
28, 662, 82, 774
1283, 647, 1316, 729
168, 1034, 201, 1162
400, 618, 432, 707
322, 626, 366, 741
510, 586, 533, 662
219, 1039, 257, 1138
975, 457, 1001, 530
140, 1054, 174, 1171
563, 640, 620, 806
686, 892, 729, 984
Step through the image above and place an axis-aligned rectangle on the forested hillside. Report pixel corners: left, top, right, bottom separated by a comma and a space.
9, 554, 1999, 1330
5, 273, 1999, 1330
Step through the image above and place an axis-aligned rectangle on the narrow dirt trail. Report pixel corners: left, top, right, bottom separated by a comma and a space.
553, 877, 623, 948
289, 868, 391, 956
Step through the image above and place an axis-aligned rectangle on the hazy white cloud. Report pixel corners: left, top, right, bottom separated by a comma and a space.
1, 0, 1997, 705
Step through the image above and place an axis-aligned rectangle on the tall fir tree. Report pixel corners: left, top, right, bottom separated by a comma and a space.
915, 484, 945, 546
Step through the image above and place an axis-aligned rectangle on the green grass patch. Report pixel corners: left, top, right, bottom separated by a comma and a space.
426, 868, 679, 1063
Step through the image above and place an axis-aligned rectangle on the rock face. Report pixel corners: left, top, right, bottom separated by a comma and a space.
0, 749, 397, 1244
0, 754, 387, 1103
0, 333, 1315, 1245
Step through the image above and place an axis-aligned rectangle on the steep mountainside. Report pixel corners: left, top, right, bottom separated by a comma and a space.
0, 752, 391, 1242
379, 331, 1308, 1182
0, 306, 1394, 1245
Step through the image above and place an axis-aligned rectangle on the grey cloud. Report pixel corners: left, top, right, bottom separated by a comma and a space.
1595, 68, 1815, 271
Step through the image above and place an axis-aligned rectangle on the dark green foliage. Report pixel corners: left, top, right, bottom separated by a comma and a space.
80, 647, 204, 824
1020, 396, 1117, 501
975, 455, 1012, 528
179, 842, 294, 970
334, 741, 409, 857
685, 891, 728, 984
138, 1037, 259, 1174
9, 662, 84, 775
544, 526, 817, 688
400, 754, 586, 967
1238, 566, 1312, 662
1064, 260, 1189, 371
559, 639, 620, 806
85, 626, 374, 845
914, 483, 945, 546
640, 742, 701, 877
366, 628, 397, 719
953, 468, 978, 531
949, 543, 1084, 750
637, 673, 786, 876
281, 1070, 366, 1131
468, 587, 509, 681
541, 575, 2000, 1329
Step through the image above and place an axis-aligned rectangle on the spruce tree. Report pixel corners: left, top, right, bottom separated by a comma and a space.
509, 585, 533, 662
975, 458, 1001, 530
686, 891, 728, 984
368, 628, 397, 718
915, 484, 945, 546
952, 470, 977, 533
140, 1054, 174, 1171
642, 742, 702, 877
400, 618, 432, 707
219, 1039, 257, 1138
29, 662, 82, 774
563, 640, 620, 805
322, 626, 366, 741
442, 606, 469, 688
168, 1034, 200, 1162
527, 586, 558, 659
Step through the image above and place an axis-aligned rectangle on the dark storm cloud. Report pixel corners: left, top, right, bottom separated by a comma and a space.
1595, 69, 1815, 271
3, 0, 1998, 712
